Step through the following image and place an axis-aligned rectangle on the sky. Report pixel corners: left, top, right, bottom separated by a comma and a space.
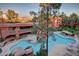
60, 3, 79, 16
0, 3, 39, 16
0, 3, 79, 16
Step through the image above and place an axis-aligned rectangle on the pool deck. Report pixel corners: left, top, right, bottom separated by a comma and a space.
48, 44, 67, 56
0, 34, 37, 56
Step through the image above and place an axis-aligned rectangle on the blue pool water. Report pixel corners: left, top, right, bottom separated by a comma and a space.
48, 32, 76, 51
8, 40, 46, 55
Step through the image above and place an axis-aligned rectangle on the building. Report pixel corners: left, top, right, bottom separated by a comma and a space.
0, 22, 33, 41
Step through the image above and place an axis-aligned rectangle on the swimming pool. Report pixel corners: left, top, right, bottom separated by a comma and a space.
7, 32, 75, 55
48, 32, 76, 52
8, 40, 46, 55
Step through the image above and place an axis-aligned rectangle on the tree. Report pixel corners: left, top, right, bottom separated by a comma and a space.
0, 9, 3, 23
30, 11, 37, 22
50, 3, 62, 16
70, 13, 78, 18
29, 11, 38, 34
39, 3, 51, 29
0, 9, 3, 16
60, 12, 67, 18
69, 13, 79, 33
39, 3, 62, 29
7, 9, 18, 22
30, 4, 49, 55
60, 12, 79, 34
0, 9, 3, 41
69, 13, 79, 26
59, 12, 69, 26
39, 3, 51, 54
30, 11, 37, 16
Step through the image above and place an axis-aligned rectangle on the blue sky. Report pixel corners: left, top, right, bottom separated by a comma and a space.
60, 3, 79, 16
0, 3, 39, 16
0, 3, 79, 16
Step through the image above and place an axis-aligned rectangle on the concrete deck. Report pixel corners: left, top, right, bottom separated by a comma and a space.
48, 44, 67, 56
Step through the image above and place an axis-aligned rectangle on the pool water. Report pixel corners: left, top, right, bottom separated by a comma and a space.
48, 32, 76, 52
8, 40, 46, 55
